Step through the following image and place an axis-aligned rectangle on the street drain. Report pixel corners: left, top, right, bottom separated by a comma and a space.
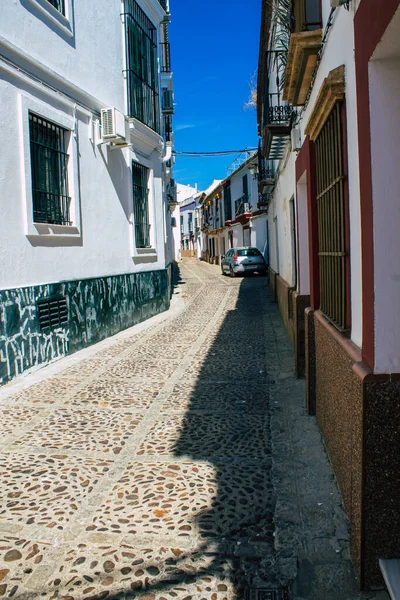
246, 589, 289, 600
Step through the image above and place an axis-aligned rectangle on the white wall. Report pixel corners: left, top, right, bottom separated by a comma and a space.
250, 214, 268, 259
298, 7, 362, 346
266, 6, 362, 345
369, 7, 400, 372
296, 173, 310, 296
0, 0, 172, 291
232, 224, 243, 247
268, 152, 296, 284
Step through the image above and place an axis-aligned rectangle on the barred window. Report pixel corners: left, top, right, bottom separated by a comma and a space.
29, 113, 71, 226
132, 162, 150, 248
123, 0, 160, 133
315, 102, 348, 332
46, 0, 65, 14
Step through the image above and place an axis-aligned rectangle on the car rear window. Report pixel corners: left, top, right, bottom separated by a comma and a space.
237, 249, 262, 257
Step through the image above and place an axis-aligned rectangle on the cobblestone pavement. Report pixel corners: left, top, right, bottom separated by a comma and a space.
0, 260, 389, 600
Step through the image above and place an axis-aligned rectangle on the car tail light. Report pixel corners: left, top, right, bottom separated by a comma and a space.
233, 250, 239, 263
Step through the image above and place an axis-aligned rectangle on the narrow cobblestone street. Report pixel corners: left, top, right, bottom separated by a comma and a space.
0, 260, 387, 600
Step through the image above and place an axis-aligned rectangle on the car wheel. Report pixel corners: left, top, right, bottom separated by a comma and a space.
230, 266, 236, 278
221, 266, 226, 276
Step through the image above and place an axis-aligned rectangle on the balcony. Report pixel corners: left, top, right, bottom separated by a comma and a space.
257, 192, 271, 210
235, 195, 251, 218
263, 97, 294, 160
283, 29, 322, 106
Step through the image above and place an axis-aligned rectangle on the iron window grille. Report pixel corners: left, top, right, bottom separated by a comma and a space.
123, 0, 160, 133
29, 113, 71, 226
132, 162, 151, 248
46, 0, 65, 14
37, 296, 68, 331
315, 102, 348, 332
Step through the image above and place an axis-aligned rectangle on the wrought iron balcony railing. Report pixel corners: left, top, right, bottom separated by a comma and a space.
235, 195, 251, 218
263, 99, 294, 161
268, 105, 293, 124
257, 192, 271, 210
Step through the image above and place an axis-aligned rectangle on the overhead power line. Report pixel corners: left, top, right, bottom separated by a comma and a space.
173, 148, 257, 157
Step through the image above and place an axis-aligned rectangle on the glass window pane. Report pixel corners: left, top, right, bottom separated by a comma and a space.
305, 0, 320, 25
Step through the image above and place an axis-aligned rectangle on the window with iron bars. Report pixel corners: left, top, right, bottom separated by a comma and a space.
123, 0, 160, 133
132, 162, 151, 248
29, 113, 71, 226
46, 0, 65, 14
315, 102, 349, 332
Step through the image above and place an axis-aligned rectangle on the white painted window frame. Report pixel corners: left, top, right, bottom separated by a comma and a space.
19, 94, 82, 239
24, 0, 74, 38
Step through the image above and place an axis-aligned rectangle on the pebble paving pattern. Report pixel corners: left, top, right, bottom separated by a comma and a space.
0, 260, 279, 599
0, 260, 366, 600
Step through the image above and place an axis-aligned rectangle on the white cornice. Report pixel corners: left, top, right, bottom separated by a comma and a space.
135, 0, 165, 27
129, 118, 163, 156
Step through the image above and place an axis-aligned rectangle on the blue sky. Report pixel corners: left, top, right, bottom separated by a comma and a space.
169, 0, 261, 191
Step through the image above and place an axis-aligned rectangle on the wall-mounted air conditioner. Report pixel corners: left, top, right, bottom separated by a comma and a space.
291, 128, 301, 152
101, 108, 127, 142
162, 90, 174, 114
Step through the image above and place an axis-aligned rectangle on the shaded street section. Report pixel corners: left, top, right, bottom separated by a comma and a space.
0, 260, 387, 599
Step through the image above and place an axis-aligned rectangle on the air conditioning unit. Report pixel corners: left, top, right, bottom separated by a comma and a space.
101, 108, 127, 142
291, 128, 301, 152
162, 90, 174, 114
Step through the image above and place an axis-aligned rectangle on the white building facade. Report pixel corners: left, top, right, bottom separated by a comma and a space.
257, 0, 400, 589
200, 159, 268, 266
180, 194, 202, 258
0, 0, 175, 384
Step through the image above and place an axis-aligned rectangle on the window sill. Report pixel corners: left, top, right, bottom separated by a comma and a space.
24, 0, 74, 38
132, 248, 158, 265
27, 222, 81, 238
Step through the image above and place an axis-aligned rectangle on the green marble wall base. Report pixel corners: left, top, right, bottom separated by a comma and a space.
0, 268, 170, 385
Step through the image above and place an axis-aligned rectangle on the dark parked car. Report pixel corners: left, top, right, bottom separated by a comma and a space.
221, 247, 267, 276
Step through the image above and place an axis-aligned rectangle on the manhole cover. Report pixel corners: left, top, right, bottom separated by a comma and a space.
247, 590, 289, 600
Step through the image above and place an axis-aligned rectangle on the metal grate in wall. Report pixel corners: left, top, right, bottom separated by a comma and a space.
37, 296, 68, 331
315, 102, 347, 332
246, 589, 290, 600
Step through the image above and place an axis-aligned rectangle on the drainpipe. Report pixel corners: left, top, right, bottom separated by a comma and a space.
163, 141, 173, 163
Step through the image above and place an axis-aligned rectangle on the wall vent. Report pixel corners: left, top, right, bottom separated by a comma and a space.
37, 296, 68, 331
